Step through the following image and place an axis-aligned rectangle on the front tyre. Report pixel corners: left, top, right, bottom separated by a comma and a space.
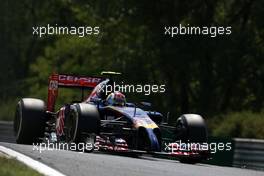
175, 114, 207, 143
174, 114, 208, 164
64, 103, 100, 152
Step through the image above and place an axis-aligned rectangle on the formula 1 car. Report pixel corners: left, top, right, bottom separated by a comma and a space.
14, 72, 209, 163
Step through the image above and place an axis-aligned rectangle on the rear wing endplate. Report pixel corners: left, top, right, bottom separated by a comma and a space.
47, 73, 103, 112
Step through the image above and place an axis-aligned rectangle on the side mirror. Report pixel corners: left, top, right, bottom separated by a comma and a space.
140, 102, 152, 107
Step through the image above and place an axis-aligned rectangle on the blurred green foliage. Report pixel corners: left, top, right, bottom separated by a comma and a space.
209, 111, 264, 139
0, 0, 264, 138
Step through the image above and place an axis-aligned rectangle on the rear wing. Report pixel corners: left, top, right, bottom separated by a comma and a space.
47, 73, 103, 112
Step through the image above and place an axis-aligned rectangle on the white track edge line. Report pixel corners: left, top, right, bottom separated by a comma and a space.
0, 145, 66, 176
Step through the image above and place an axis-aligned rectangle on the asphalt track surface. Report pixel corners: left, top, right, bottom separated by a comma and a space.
0, 121, 263, 176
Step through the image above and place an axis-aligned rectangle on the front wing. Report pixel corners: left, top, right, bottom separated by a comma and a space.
95, 136, 210, 161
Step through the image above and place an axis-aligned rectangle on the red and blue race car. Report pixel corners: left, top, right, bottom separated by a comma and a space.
14, 72, 209, 163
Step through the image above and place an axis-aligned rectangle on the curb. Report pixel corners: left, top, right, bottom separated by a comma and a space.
0, 145, 66, 176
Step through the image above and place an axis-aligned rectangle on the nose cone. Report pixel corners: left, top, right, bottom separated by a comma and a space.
145, 128, 161, 151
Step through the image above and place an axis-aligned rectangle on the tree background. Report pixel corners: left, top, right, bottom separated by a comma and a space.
1, 0, 264, 138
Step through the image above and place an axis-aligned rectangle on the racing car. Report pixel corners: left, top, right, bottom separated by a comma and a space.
14, 72, 209, 163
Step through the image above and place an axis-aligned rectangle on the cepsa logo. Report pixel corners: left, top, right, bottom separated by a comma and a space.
58, 75, 102, 86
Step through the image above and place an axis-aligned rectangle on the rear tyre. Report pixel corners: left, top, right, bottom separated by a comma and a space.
14, 98, 46, 144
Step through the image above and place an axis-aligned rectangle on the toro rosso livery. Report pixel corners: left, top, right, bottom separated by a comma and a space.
14, 72, 209, 163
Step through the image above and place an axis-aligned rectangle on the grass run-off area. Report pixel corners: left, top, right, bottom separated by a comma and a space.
0, 155, 43, 176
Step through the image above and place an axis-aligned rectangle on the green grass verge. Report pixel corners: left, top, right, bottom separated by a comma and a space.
0, 155, 43, 176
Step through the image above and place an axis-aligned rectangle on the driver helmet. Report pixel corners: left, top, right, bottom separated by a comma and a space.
106, 91, 126, 106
